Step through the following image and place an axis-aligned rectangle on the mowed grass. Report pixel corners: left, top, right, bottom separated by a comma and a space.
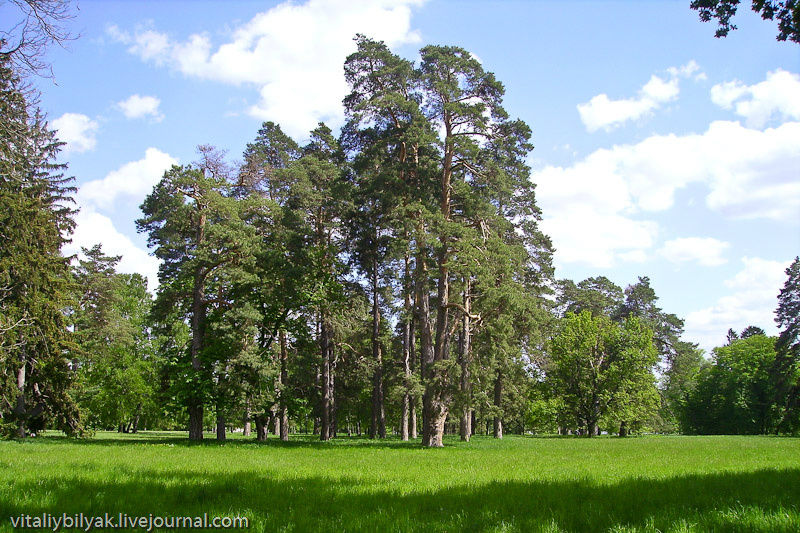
1, 432, 799, 532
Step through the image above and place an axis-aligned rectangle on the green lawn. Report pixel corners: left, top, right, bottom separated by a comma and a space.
1, 432, 799, 532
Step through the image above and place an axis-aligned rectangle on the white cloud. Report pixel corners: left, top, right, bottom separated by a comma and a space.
659, 237, 730, 266
618, 250, 648, 263
68, 149, 178, 291
641, 75, 680, 102
51, 113, 99, 154
684, 257, 790, 353
540, 209, 657, 268
107, 25, 170, 63
77, 148, 177, 210
117, 94, 164, 121
577, 61, 702, 132
711, 69, 800, 128
108, 0, 426, 138
535, 148, 658, 268
667, 59, 706, 81
65, 209, 161, 293
536, 120, 800, 267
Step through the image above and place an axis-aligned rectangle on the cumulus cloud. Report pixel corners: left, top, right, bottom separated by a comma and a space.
659, 237, 730, 266
684, 257, 790, 353
536, 120, 800, 267
65, 209, 161, 293
117, 94, 164, 121
540, 209, 658, 268
51, 113, 99, 154
711, 69, 800, 128
577, 61, 702, 132
107, 0, 426, 137
69, 148, 178, 291
77, 148, 177, 210
535, 149, 658, 268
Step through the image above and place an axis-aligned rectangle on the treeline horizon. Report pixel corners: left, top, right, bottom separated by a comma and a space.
2, 36, 799, 444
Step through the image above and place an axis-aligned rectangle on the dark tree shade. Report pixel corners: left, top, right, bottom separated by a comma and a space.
741, 325, 767, 339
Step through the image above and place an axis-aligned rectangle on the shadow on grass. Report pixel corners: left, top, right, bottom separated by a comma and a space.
2, 465, 798, 532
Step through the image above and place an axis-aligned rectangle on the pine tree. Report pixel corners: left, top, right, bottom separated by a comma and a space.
342, 35, 428, 439
137, 147, 256, 440
237, 121, 303, 442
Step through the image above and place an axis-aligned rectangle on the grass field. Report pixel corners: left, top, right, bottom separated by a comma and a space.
1, 432, 799, 532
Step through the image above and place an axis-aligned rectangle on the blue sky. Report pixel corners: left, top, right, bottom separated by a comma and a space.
25, 0, 800, 353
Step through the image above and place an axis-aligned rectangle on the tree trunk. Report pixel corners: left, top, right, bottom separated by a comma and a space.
416, 241, 440, 447
619, 420, 628, 437
216, 411, 226, 441
243, 403, 251, 436
400, 394, 410, 441
14, 349, 27, 438
131, 403, 142, 433
279, 329, 289, 441
188, 404, 204, 441
188, 210, 207, 442
329, 360, 337, 439
410, 403, 417, 440
401, 254, 414, 441
409, 273, 418, 441
313, 353, 321, 437
370, 260, 386, 439
460, 410, 472, 442
320, 314, 332, 441
494, 370, 503, 439
425, 241, 451, 448
255, 414, 268, 441
459, 281, 472, 442
422, 120, 455, 448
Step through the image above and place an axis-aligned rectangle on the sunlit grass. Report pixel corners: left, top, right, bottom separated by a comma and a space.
2, 432, 799, 531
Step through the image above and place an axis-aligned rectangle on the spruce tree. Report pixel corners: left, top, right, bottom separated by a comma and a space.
774, 257, 800, 431
0, 54, 80, 437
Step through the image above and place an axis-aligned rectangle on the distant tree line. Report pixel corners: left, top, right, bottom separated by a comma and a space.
2, 34, 799, 444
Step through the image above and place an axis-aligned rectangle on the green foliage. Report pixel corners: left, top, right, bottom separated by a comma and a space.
685, 335, 783, 434
11, 32, 767, 443
773, 257, 800, 431
71, 245, 161, 431
137, 151, 260, 437
548, 311, 659, 435
741, 325, 767, 338
0, 53, 80, 437
690, 0, 800, 43
661, 341, 708, 433
557, 276, 623, 318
